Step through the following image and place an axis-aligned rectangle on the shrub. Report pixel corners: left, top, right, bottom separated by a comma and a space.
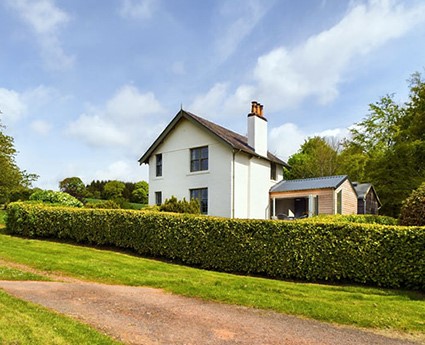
6, 202, 424, 290
399, 182, 425, 226
159, 196, 200, 214
303, 214, 398, 225
29, 190, 83, 207
84, 200, 121, 209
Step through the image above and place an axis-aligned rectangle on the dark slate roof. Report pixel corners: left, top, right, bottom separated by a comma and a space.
352, 182, 382, 205
270, 175, 348, 193
139, 109, 289, 167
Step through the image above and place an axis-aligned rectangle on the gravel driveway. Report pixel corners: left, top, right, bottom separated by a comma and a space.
0, 279, 420, 345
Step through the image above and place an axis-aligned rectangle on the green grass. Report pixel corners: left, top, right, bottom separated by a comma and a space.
0, 232, 423, 337
0, 265, 49, 281
0, 290, 120, 344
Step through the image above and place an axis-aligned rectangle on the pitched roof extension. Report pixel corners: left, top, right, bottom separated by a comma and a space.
270, 175, 349, 193
138, 109, 289, 167
352, 182, 382, 205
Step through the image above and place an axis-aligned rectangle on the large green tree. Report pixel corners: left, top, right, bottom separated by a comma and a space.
339, 72, 425, 216
285, 71, 425, 217
59, 177, 86, 200
284, 136, 339, 179
0, 120, 37, 203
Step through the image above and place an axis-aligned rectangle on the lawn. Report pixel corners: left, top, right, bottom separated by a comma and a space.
0, 290, 120, 344
0, 229, 423, 339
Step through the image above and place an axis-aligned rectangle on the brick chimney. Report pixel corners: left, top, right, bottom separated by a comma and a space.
247, 101, 267, 157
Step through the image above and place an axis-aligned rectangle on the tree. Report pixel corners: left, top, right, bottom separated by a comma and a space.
285, 136, 339, 179
131, 181, 149, 204
340, 72, 425, 216
103, 180, 126, 200
0, 120, 37, 203
399, 182, 425, 226
59, 177, 86, 200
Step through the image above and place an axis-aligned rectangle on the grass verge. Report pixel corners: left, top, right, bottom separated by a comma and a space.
0, 231, 423, 337
0, 290, 120, 344
0, 265, 49, 281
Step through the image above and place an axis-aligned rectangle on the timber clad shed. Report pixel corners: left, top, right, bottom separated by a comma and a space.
353, 182, 381, 215
270, 175, 358, 219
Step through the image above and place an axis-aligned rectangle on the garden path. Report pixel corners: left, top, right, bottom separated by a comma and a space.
0, 276, 420, 345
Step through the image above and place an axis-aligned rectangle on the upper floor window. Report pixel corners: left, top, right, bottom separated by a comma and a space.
190, 146, 208, 172
156, 153, 162, 177
270, 162, 277, 180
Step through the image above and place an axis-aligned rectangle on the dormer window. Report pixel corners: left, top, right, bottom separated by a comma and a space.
190, 146, 208, 172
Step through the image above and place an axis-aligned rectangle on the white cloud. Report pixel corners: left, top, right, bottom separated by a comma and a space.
67, 85, 166, 150
119, 0, 158, 19
253, 0, 425, 110
6, 0, 74, 70
269, 123, 306, 160
190, 0, 425, 116
31, 120, 52, 135
269, 123, 349, 160
94, 160, 147, 182
0, 88, 27, 123
189, 83, 229, 117
214, 0, 272, 62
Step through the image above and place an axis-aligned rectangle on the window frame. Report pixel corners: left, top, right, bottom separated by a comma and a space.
155, 191, 162, 206
155, 153, 162, 177
190, 188, 208, 214
270, 162, 277, 180
336, 190, 342, 214
190, 146, 209, 172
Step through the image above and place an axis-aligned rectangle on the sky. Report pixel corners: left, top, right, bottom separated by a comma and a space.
1, 0, 425, 190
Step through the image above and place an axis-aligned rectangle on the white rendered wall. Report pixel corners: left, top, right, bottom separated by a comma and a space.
232, 153, 282, 219
247, 115, 268, 157
148, 119, 232, 217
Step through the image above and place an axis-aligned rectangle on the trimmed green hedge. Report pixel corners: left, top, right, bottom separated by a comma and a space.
6, 202, 425, 289
301, 214, 398, 225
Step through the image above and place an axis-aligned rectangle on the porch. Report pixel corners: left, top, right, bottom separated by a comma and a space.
270, 195, 318, 220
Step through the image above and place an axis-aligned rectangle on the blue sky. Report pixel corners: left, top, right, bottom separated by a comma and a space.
1, 0, 425, 190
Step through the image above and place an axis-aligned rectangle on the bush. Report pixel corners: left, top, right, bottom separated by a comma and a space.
399, 182, 425, 226
29, 190, 83, 207
84, 200, 121, 209
6, 202, 425, 290
159, 196, 200, 214
303, 214, 398, 225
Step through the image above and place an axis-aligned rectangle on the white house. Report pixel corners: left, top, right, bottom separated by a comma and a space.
138, 101, 289, 219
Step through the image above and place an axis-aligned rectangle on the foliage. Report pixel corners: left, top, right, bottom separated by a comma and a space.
6, 202, 424, 290
131, 180, 149, 204
102, 180, 126, 200
159, 196, 200, 214
0, 209, 6, 225
303, 214, 398, 225
85, 199, 121, 209
285, 72, 425, 218
399, 182, 425, 226
0, 234, 423, 335
59, 177, 86, 200
29, 190, 83, 207
341, 73, 425, 217
0, 120, 38, 203
284, 136, 339, 179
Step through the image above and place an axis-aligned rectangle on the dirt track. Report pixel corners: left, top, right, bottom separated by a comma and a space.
0, 278, 420, 345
